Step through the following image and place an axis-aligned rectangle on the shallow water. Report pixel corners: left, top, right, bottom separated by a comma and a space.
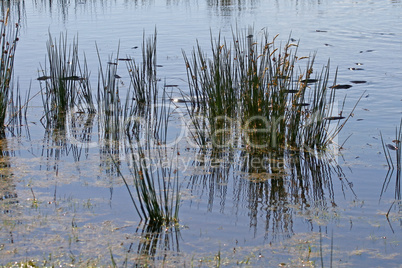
1, 0, 401, 266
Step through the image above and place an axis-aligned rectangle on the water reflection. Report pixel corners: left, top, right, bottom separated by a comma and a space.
0, 139, 18, 213
125, 224, 180, 265
187, 148, 355, 242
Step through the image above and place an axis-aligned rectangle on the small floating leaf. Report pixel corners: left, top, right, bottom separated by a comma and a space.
61, 75, 82, 81
295, 103, 310, 107
386, 144, 398, 150
301, 79, 319, 83
37, 75, 51, 81
330, 84, 352, 89
324, 116, 345, 120
350, 80, 367, 84
283, 89, 299, 93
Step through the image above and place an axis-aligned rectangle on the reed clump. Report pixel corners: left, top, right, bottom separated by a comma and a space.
106, 31, 180, 228
0, 8, 19, 134
39, 33, 95, 129
183, 29, 359, 153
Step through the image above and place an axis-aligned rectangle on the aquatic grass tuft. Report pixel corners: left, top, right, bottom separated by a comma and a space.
0, 8, 20, 134
39, 32, 95, 129
103, 31, 181, 228
183, 28, 360, 153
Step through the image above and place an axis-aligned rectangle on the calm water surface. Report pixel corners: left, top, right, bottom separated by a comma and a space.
1, 0, 401, 266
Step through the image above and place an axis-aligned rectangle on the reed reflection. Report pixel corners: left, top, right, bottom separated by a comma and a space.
188, 147, 355, 242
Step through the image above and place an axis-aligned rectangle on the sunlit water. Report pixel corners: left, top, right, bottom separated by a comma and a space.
0, 0, 401, 266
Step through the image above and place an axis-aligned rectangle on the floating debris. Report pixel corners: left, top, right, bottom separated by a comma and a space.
386, 144, 398, 150
247, 34, 253, 38
164, 84, 179, 88
61, 75, 83, 81
37, 75, 51, 81
355, 63, 364, 65
324, 116, 345, 120
330, 84, 352, 89
156, 65, 163, 67
350, 80, 367, 84
114, 74, 121, 79
131, 46, 138, 49
348, 67, 364, 71
171, 98, 190, 103
283, 89, 299, 93
316, 30, 327, 32
324, 43, 333, 46
107, 61, 118, 65
295, 103, 310, 107
118, 58, 132, 61
301, 79, 319, 83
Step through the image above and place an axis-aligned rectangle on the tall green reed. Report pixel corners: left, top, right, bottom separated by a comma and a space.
0, 8, 19, 134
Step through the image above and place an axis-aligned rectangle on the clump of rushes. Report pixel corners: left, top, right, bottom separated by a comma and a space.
183, 28, 360, 153
0, 8, 19, 135
106, 31, 180, 228
39, 32, 95, 129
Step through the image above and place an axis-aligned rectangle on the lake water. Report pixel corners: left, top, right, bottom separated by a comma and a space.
1, 0, 401, 266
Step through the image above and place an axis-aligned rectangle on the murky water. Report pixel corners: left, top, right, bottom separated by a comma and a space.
1, 0, 401, 266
